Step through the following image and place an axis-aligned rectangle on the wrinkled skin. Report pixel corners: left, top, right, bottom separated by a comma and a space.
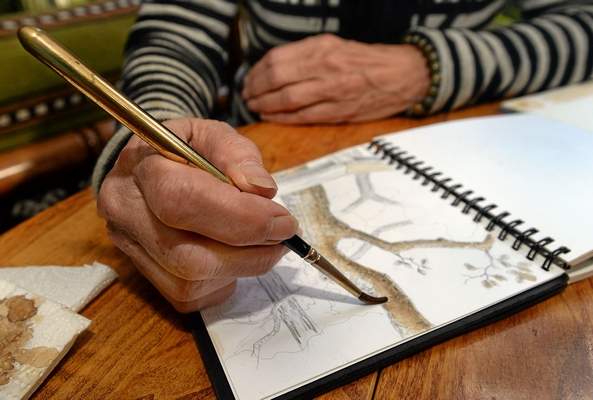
243, 34, 430, 124
97, 118, 298, 312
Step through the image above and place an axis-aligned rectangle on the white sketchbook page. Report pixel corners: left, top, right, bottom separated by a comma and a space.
380, 114, 593, 259
201, 144, 564, 400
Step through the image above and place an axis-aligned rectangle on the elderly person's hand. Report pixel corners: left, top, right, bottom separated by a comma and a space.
243, 34, 430, 124
97, 118, 298, 312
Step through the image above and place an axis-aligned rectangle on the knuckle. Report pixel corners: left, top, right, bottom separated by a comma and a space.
206, 119, 233, 134
116, 143, 135, 167
226, 139, 261, 164
282, 88, 298, 108
221, 224, 252, 246
242, 210, 275, 245
165, 117, 191, 128
240, 247, 285, 277
221, 128, 247, 148
97, 181, 120, 223
216, 200, 273, 246
201, 118, 226, 136
170, 280, 237, 313
297, 108, 317, 124
165, 243, 220, 280
338, 104, 358, 122
106, 227, 138, 258
189, 118, 232, 152
163, 244, 194, 278
117, 137, 152, 168
213, 207, 251, 246
151, 176, 192, 226
253, 213, 276, 243
221, 234, 247, 247
265, 47, 283, 66
199, 121, 226, 154
213, 281, 237, 304
318, 33, 339, 47
118, 136, 143, 161
267, 66, 283, 88
217, 120, 234, 132
191, 118, 208, 132
258, 248, 285, 274
164, 118, 193, 140
105, 223, 124, 246
169, 278, 200, 303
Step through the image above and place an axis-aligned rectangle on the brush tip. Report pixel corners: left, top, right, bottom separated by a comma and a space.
358, 293, 388, 304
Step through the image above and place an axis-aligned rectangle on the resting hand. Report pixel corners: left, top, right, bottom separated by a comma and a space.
243, 34, 430, 124
97, 118, 298, 312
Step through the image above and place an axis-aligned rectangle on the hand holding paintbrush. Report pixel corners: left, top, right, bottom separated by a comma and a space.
99, 117, 299, 311
18, 27, 386, 310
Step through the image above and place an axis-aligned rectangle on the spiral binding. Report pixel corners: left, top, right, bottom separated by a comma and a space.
368, 139, 571, 271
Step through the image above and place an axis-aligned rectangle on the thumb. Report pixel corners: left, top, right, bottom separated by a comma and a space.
163, 118, 278, 199
228, 158, 278, 199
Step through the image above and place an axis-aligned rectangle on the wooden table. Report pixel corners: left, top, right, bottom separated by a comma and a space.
1, 103, 592, 399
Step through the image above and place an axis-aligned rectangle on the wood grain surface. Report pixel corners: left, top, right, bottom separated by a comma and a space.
1, 103, 592, 400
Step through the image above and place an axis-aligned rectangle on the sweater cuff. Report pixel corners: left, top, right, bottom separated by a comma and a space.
91, 109, 190, 194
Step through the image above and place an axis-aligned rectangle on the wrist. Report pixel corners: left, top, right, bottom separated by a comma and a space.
368, 42, 431, 113
402, 33, 441, 116
399, 44, 431, 105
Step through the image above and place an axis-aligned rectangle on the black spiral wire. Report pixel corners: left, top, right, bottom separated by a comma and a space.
368, 139, 571, 271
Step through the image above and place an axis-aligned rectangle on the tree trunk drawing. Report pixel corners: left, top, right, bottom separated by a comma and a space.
284, 185, 496, 335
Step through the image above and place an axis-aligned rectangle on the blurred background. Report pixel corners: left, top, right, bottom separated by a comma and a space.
0, 0, 139, 232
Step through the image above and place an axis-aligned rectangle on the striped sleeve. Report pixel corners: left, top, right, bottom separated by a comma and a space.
92, 0, 239, 192
408, 0, 593, 114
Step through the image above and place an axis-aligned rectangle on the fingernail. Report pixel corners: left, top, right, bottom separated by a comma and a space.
268, 215, 298, 241
240, 161, 277, 190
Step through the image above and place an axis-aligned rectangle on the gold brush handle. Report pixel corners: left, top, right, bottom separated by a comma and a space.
17, 26, 231, 184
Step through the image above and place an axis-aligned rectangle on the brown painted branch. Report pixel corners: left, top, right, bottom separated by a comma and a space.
310, 184, 496, 254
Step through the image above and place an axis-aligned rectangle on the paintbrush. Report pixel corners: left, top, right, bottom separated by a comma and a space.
17, 26, 387, 305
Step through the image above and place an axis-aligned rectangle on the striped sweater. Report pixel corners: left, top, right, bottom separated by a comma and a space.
92, 0, 593, 189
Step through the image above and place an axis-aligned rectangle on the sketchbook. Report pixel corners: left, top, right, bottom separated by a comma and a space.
191, 114, 593, 400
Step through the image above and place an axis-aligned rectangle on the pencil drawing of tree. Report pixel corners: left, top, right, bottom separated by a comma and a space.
272, 154, 536, 338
